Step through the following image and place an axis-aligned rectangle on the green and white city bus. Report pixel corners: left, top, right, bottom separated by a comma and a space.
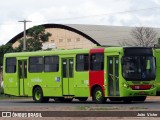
3, 47, 156, 103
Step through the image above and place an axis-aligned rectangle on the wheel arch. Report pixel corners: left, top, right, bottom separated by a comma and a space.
91, 84, 104, 97
32, 85, 42, 96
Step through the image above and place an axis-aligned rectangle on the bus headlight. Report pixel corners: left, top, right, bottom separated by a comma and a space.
151, 82, 156, 88
152, 84, 156, 88
123, 83, 129, 88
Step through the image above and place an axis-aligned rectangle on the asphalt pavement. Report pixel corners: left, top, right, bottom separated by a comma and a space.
0, 96, 160, 110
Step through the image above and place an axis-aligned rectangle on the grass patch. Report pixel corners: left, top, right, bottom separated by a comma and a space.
77, 106, 119, 111
78, 106, 90, 110
129, 106, 148, 110
90, 107, 119, 111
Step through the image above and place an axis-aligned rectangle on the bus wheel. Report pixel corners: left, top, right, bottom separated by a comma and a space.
132, 96, 147, 102
78, 97, 88, 102
93, 87, 106, 104
33, 87, 45, 103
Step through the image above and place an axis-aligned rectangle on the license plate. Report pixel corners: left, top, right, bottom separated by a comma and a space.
139, 92, 145, 95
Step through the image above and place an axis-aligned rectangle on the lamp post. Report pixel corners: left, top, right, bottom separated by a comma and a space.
18, 20, 32, 51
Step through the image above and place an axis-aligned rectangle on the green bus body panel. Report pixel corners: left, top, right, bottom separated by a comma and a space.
3, 49, 90, 97
154, 49, 160, 93
27, 72, 62, 96
3, 47, 156, 98
4, 74, 19, 96
74, 71, 89, 96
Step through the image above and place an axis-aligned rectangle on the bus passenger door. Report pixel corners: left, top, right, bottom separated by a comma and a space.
62, 58, 74, 95
108, 56, 120, 96
18, 60, 27, 96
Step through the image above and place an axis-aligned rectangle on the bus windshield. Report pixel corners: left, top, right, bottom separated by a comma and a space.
122, 56, 156, 81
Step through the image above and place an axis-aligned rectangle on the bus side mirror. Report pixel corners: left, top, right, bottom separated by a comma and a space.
146, 60, 151, 70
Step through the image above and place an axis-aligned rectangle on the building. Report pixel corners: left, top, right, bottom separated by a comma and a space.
8, 24, 160, 49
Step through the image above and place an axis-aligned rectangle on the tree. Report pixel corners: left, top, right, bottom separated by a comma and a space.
0, 43, 14, 66
121, 27, 158, 47
15, 25, 52, 52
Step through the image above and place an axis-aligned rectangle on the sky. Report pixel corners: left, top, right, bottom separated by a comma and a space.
0, 0, 160, 45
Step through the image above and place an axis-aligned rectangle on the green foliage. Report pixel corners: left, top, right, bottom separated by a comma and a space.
0, 25, 52, 66
15, 25, 52, 52
0, 43, 14, 65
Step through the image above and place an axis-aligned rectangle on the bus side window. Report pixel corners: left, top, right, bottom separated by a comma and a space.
90, 53, 104, 71
44, 56, 59, 72
76, 54, 89, 71
29, 57, 43, 73
6, 57, 16, 73
62, 60, 67, 78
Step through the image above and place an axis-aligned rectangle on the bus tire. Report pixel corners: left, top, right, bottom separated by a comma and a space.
92, 87, 106, 104
33, 87, 46, 103
78, 97, 88, 102
132, 96, 147, 102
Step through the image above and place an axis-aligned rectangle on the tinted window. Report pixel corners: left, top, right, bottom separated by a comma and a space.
76, 54, 89, 71
69, 59, 74, 77
19, 61, 27, 78
90, 53, 104, 71
122, 56, 156, 81
44, 56, 59, 72
124, 47, 153, 56
62, 59, 67, 78
29, 57, 43, 72
6, 58, 16, 73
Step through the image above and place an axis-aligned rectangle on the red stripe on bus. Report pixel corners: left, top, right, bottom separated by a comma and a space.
90, 48, 104, 53
89, 48, 105, 96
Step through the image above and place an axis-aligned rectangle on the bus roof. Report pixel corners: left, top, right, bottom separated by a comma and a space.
4, 46, 151, 58
4, 49, 90, 58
